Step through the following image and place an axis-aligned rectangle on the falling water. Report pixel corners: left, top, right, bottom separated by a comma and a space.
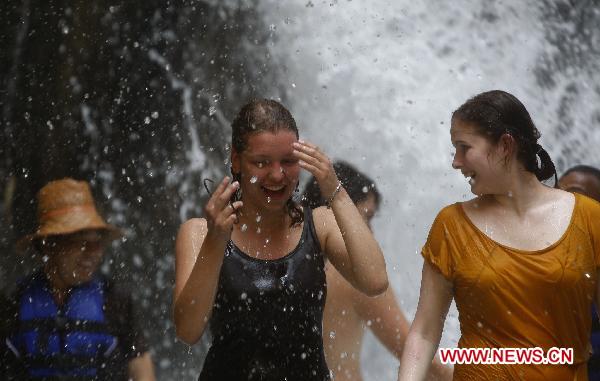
261, 1, 600, 378
2, 1, 599, 380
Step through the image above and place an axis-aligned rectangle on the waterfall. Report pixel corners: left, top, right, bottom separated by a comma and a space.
261, 1, 600, 378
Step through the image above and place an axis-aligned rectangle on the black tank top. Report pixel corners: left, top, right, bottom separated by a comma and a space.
199, 208, 330, 381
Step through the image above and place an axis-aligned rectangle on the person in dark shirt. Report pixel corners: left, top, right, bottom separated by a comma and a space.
0, 178, 155, 381
173, 99, 389, 381
558, 164, 600, 380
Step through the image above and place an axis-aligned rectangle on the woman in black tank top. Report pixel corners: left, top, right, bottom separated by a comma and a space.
173, 99, 389, 381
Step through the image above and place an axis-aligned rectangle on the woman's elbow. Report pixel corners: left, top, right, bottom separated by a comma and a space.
362, 276, 389, 297
174, 323, 202, 346
173, 308, 203, 345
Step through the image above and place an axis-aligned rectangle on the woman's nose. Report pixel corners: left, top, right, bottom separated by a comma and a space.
452, 153, 462, 169
269, 163, 285, 180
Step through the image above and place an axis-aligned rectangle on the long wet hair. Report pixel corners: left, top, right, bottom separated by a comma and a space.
452, 90, 557, 185
231, 99, 304, 226
303, 160, 381, 209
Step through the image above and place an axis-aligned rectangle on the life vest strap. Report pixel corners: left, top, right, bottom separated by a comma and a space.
24, 353, 107, 370
18, 318, 109, 335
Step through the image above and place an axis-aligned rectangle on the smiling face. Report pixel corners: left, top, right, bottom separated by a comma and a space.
42, 230, 108, 288
450, 120, 509, 195
232, 130, 301, 211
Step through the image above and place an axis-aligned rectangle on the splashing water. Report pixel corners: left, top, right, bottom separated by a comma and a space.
262, 1, 600, 378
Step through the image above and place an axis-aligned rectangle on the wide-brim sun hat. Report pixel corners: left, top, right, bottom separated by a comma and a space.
17, 178, 122, 252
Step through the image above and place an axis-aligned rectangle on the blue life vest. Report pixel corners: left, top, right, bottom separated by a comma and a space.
6, 272, 118, 379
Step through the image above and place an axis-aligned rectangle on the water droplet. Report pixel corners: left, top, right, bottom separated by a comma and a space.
267, 197, 271, 203
300, 352, 307, 359
241, 224, 248, 232
208, 106, 217, 116
250, 176, 258, 184
329, 331, 336, 339
256, 227, 261, 234
151, 111, 159, 119
240, 292, 247, 300
144, 116, 151, 124
256, 215, 262, 223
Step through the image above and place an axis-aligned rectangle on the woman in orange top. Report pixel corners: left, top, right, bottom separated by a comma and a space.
398, 90, 600, 381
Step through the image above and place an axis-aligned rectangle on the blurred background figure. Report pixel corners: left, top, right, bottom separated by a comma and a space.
303, 161, 452, 381
558, 165, 600, 381
0, 178, 155, 381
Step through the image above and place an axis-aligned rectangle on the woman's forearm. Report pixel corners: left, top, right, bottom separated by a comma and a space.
398, 331, 439, 381
330, 188, 388, 295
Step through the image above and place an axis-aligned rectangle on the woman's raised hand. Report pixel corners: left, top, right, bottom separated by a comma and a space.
293, 140, 340, 198
203, 177, 243, 241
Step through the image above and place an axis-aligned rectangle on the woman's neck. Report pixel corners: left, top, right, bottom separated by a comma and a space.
489, 170, 550, 216
236, 202, 291, 235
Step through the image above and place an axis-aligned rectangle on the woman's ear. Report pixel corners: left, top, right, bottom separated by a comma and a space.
498, 133, 516, 161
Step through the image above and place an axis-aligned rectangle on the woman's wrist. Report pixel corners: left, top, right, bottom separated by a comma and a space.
326, 181, 343, 209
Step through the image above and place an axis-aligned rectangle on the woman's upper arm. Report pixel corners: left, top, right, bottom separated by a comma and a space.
412, 261, 453, 339
174, 218, 207, 301
312, 207, 357, 286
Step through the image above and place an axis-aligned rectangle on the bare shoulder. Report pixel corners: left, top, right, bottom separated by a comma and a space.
544, 187, 576, 211
176, 218, 208, 246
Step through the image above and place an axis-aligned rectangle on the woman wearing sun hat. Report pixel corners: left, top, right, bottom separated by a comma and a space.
1, 178, 155, 381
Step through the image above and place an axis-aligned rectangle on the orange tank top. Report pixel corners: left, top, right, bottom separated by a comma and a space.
422, 193, 600, 380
